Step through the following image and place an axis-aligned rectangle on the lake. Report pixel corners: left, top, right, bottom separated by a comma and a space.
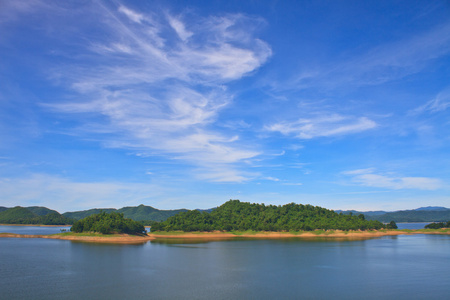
1, 225, 449, 299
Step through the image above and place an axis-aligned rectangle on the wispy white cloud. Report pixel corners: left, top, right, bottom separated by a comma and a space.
288, 21, 450, 90
410, 88, 450, 115
196, 168, 256, 183
264, 176, 280, 182
167, 15, 193, 41
266, 114, 376, 139
342, 168, 376, 175
118, 5, 146, 24
39, 3, 272, 182
342, 168, 443, 190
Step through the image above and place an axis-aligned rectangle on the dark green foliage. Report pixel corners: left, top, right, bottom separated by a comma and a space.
0, 206, 74, 225
386, 221, 398, 229
424, 221, 450, 229
70, 211, 146, 234
39, 213, 75, 225
26, 206, 60, 216
0, 206, 37, 223
0, 206, 8, 213
151, 200, 386, 232
63, 205, 188, 222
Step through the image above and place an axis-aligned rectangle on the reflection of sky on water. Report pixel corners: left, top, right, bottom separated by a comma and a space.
1, 233, 449, 299
396, 223, 430, 230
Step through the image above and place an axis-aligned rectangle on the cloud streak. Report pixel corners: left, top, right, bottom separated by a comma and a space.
410, 88, 450, 115
40, 3, 271, 182
266, 114, 376, 139
343, 169, 443, 190
289, 21, 450, 90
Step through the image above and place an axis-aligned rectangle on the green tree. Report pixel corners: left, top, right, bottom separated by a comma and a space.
386, 221, 398, 229
70, 211, 145, 234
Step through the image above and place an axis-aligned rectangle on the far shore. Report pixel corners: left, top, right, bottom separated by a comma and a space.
1, 229, 449, 244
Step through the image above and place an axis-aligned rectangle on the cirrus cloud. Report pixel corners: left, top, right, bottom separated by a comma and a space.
39, 3, 271, 182
266, 114, 376, 139
342, 168, 443, 190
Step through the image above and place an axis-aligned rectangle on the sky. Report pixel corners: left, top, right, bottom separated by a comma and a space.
1, 0, 450, 213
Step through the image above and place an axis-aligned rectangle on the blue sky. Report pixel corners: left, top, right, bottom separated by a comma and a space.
1, 0, 449, 213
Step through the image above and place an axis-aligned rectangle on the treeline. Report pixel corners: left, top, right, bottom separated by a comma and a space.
63, 204, 188, 222
70, 211, 146, 234
0, 206, 74, 225
151, 200, 388, 232
424, 221, 450, 229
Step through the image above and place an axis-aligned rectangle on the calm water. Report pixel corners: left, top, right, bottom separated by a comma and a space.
1, 226, 449, 299
396, 223, 430, 230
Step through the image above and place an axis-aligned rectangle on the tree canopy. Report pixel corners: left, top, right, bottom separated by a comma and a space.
151, 200, 387, 232
70, 211, 146, 235
424, 221, 450, 229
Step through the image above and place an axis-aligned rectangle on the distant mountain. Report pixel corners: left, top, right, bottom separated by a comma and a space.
367, 210, 450, 223
63, 204, 188, 222
26, 206, 60, 216
118, 204, 188, 222
0, 206, 8, 213
0, 206, 37, 222
63, 208, 117, 220
336, 207, 450, 222
414, 206, 449, 211
0, 206, 73, 225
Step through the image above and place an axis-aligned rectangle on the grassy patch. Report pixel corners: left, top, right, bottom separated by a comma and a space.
230, 230, 261, 235
311, 230, 326, 235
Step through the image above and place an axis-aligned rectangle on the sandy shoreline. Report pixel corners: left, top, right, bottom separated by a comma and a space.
0, 233, 154, 244
148, 230, 419, 239
1, 229, 449, 244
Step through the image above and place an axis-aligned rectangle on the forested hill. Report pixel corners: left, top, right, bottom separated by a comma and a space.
151, 200, 387, 232
0, 206, 74, 225
338, 207, 450, 222
119, 205, 188, 222
63, 204, 188, 222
